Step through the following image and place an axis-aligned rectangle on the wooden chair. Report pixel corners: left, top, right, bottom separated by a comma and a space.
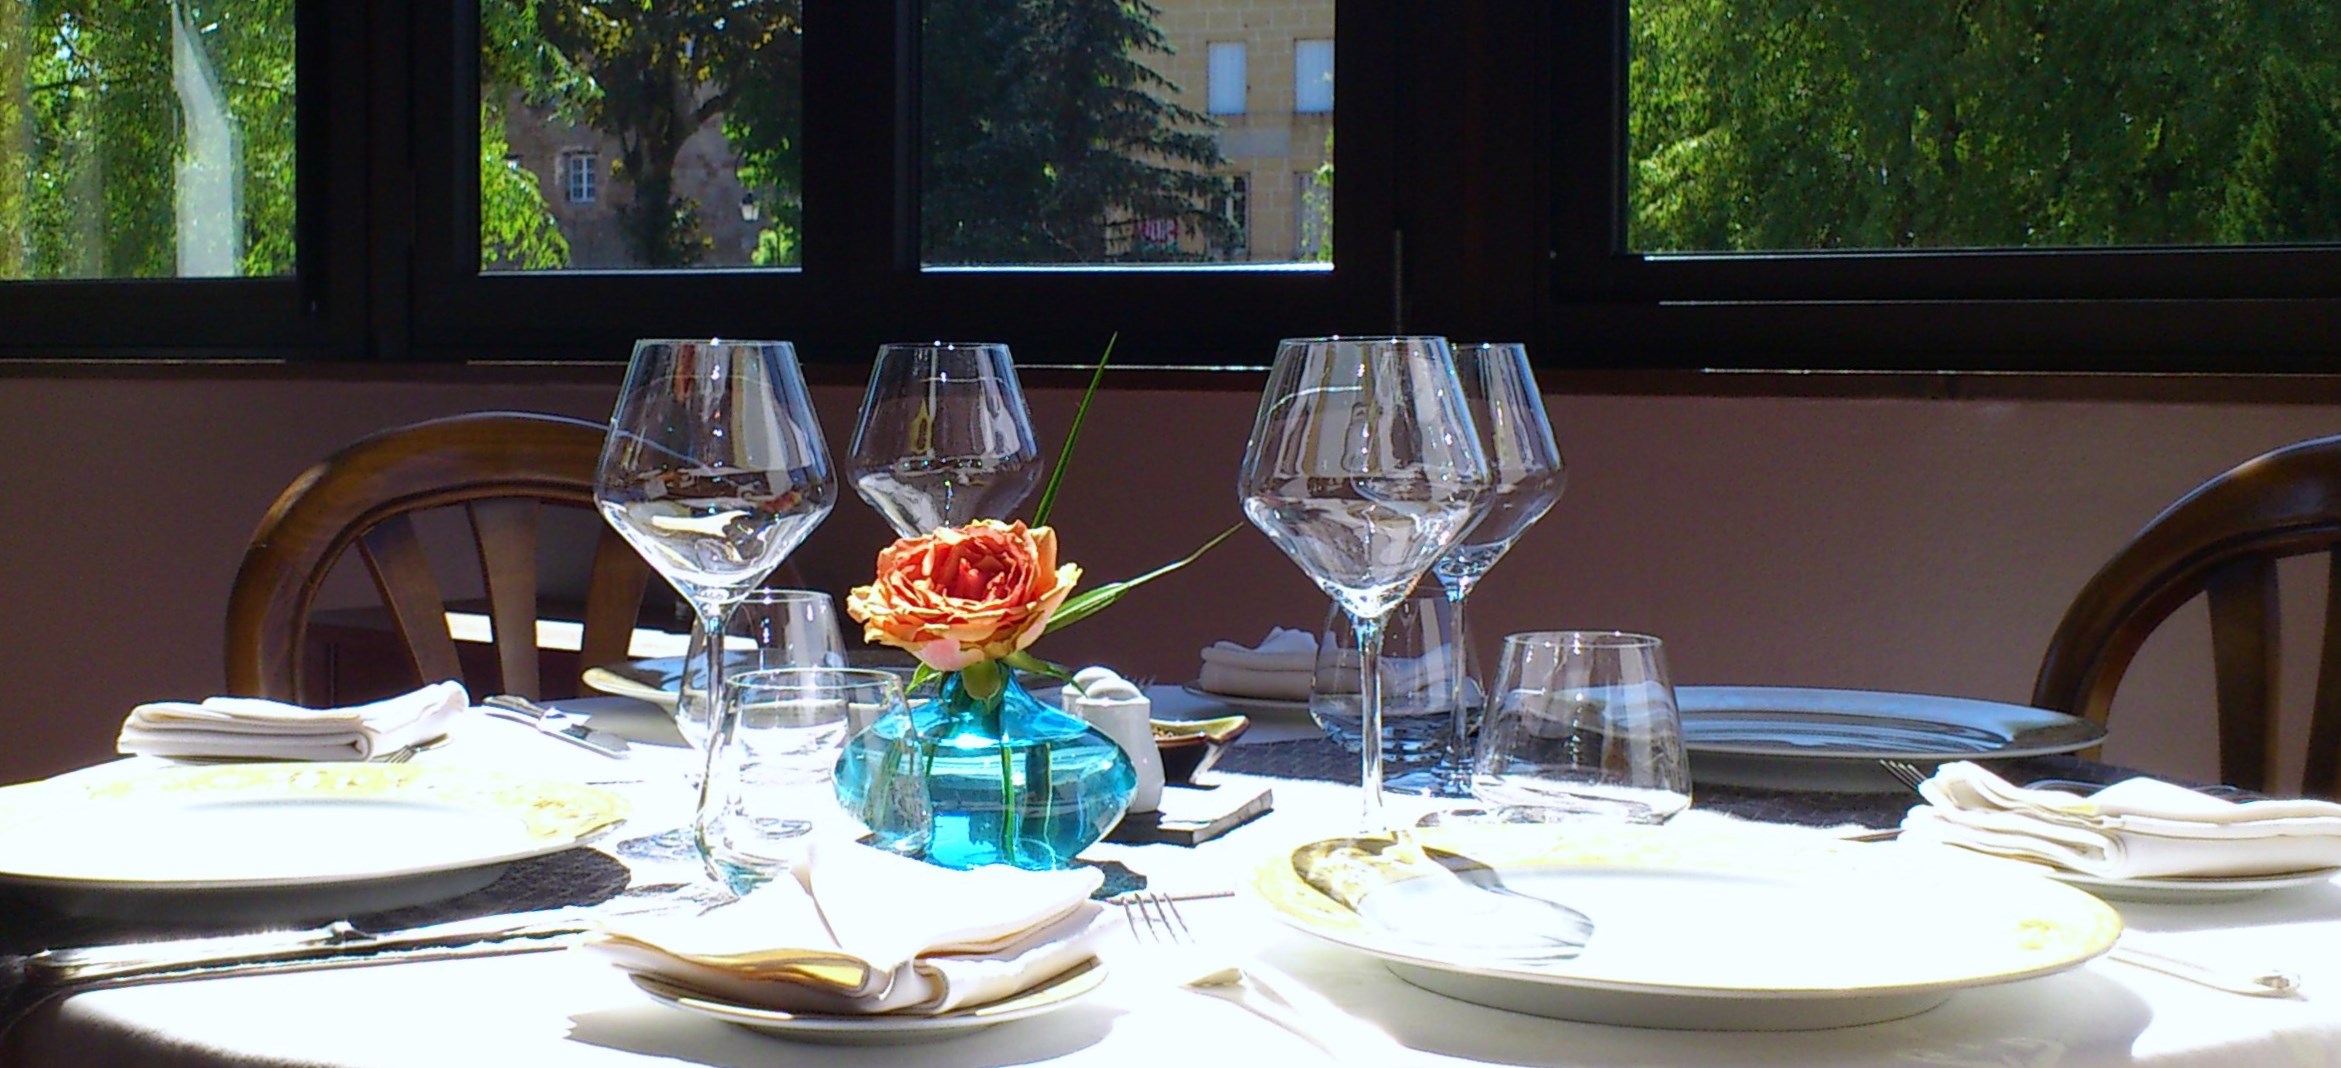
2033, 434, 2341, 797
224, 411, 656, 703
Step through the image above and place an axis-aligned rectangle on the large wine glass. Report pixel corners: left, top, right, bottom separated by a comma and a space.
1407, 341, 1566, 792
847, 342, 1043, 536
595, 338, 836, 858
1238, 336, 1490, 830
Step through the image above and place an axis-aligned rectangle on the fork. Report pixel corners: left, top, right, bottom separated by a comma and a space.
1121, 892, 1403, 1062
1878, 758, 1930, 794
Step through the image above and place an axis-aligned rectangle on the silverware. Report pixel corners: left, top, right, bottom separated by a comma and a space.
482, 695, 630, 758
1122, 891, 1403, 1060
2107, 941, 2303, 999
1879, 758, 1930, 794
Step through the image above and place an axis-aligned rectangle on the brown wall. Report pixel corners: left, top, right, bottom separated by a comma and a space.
2, 371, 2333, 791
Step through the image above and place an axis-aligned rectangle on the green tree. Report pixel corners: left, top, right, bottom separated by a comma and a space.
1630, 0, 2341, 253
1, 1, 292, 279
520, 0, 802, 268
921, 0, 1232, 263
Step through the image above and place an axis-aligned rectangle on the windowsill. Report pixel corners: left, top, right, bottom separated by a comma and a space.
12, 357, 2341, 404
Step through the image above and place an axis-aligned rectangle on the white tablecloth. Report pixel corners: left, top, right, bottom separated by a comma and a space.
9, 697, 2341, 1067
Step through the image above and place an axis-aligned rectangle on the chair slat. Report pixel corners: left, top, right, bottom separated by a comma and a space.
578, 527, 655, 676
2204, 557, 2280, 791
358, 515, 466, 688
470, 498, 543, 699
2308, 554, 2341, 797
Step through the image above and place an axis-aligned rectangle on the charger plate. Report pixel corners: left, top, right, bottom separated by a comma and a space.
1678, 686, 2107, 793
0, 763, 628, 921
626, 956, 1108, 1045
2049, 866, 2341, 904
1251, 824, 2122, 1031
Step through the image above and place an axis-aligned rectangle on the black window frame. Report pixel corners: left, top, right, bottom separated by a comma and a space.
1544, 3, 2341, 373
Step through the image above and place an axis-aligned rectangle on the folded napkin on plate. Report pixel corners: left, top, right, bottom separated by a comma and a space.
593, 839, 1107, 1015
1198, 627, 1317, 700
117, 680, 468, 762
1899, 760, 2341, 879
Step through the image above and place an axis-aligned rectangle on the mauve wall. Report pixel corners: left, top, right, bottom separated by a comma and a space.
2, 373, 2336, 790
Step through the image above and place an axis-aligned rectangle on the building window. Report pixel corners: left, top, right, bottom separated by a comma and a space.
1294, 40, 1334, 115
1220, 176, 1251, 260
1295, 170, 1330, 260
1207, 42, 1248, 116
559, 152, 597, 205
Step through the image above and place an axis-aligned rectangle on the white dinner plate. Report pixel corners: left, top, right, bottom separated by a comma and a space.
1251, 824, 2122, 1030
0, 763, 629, 921
1677, 685, 2107, 793
2049, 866, 2341, 904
626, 956, 1108, 1045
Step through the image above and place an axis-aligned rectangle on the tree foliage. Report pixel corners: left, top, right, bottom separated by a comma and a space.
920, 0, 1232, 263
0, 0, 292, 279
1631, 0, 2341, 252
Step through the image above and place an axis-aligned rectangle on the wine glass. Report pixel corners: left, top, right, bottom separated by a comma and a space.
1238, 336, 1490, 831
847, 342, 1043, 536
1404, 342, 1566, 792
1468, 630, 1690, 824
595, 338, 836, 856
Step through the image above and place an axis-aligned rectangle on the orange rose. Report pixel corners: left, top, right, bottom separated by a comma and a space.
845, 520, 1082, 672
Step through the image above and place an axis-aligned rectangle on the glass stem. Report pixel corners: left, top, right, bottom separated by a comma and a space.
1353, 609, 1390, 833
1443, 582, 1474, 764
690, 599, 740, 831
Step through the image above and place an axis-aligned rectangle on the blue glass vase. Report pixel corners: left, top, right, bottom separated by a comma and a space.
833, 664, 1136, 870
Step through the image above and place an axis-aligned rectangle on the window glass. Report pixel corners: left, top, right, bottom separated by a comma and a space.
1293, 39, 1333, 114
921, 0, 1332, 267
1207, 42, 1247, 115
1629, 2, 2341, 254
0, 2, 294, 280
477, 1, 803, 271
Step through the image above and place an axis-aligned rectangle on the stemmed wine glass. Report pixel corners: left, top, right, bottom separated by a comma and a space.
1416, 342, 1566, 790
595, 338, 837, 857
848, 342, 1043, 537
1239, 336, 1490, 831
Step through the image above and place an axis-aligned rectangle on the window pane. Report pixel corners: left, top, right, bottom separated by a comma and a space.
478, 2, 803, 271
1629, 2, 2341, 254
0, 2, 294, 280
1294, 39, 1333, 114
921, 0, 1333, 267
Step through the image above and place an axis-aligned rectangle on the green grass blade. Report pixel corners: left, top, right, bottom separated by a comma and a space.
1029, 333, 1117, 529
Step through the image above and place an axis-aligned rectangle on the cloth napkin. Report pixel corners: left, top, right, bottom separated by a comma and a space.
1899, 760, 2341, 879
1198, 627, 1318, 700
116, 681, 468, 762
593, 839, 1108, 1015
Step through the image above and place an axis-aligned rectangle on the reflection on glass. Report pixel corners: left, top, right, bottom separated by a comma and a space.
920, 0, 1331, 266
1, 3, 294, 280
476, 0, 804, 271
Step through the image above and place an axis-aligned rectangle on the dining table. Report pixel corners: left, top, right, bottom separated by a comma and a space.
4, 687, 2339, 1068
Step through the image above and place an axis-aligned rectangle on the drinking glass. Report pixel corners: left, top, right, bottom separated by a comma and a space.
1417, 342, 1566, 788
848, 342, 1043, 536
698, 667, 900, 893
1239, 335, 1490, 831
595, 338, 836, 854
676, 587, 848, 757
1311, 592, 1478, 778
1470, 631, 1691, 824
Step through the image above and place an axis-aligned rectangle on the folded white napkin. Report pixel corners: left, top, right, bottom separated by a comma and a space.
594, 839, 1108, 1015
117, 681, 468, 762
1899, 761, 2341, 879
1198, 627, 1317, 699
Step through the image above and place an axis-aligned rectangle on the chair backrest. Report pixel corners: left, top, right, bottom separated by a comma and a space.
2033, 434, 2341, 797
225, 411, 655, 703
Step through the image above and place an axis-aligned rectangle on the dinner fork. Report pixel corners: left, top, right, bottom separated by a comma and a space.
1878, 758, 1930, 794
1121, 891, 1404, 1062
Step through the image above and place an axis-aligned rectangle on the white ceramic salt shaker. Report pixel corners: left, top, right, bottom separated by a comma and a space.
1063, 667, 1163, 813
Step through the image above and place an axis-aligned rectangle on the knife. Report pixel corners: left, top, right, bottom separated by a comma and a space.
3, 908, 604, 1038
481, 696, 630, 758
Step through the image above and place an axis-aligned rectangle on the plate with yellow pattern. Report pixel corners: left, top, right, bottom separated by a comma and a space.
1251, 824, 2123, 1030
0, 763, 629, 920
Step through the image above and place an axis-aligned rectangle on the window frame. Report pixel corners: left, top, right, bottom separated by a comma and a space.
1543, 3, 2341, 372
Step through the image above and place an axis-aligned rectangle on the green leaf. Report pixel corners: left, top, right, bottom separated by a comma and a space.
1044, 522, 1241, 634
906, 662, 940, 695
1002, 649, 1071, 681
1029, 333, 1116, 529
